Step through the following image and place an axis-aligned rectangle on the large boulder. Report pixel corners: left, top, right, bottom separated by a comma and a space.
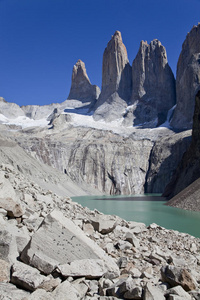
93, 31, 132, 121
131, 39, 176, 126
21, 210, 119, 276
170, 23, 200, 129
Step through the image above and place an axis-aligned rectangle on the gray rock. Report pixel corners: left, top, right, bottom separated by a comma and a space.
131, 39, 176, 126
11, 261, 46, 291
143, 282, 165, 300
0, 282, 30, 299
57, 259, 106, 278
67, 59, 100, 103
161, 265, 197, 291
89, 214, 117, 234
51, 279, 81, 300
165, 285, 192, 299
20, 210, 119, 276
25, 288, 54, 300
0, 259, 10, 282
171, 23, 200, 129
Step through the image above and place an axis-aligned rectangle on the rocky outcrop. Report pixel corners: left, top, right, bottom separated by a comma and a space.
0, 163, 200, 299
131, 40, 176, 126
163, 90, 200, 202
0, 97, 25, 119
170, 23, 200, 129
145, 130, 192, 193
67, 59, 100, 103
93, 31, 132, 121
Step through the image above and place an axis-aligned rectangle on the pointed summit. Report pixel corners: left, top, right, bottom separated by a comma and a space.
67, 59, 100, 102
101, 30, 131, 98
131, 39, 176, 126
93, 31, 132, 121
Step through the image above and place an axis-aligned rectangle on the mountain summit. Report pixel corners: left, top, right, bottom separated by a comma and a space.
67, 59, 100, 103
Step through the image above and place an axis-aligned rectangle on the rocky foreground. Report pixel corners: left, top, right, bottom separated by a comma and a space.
1, 163, 200, 300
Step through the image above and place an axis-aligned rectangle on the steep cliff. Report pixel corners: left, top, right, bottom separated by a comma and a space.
131, 40, 176, 126
170, 23, 200, 129
164, 90, 200, 199
93, 31, 132, 121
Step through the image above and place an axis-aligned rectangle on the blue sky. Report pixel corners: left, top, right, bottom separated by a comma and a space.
1, 0, 200, 106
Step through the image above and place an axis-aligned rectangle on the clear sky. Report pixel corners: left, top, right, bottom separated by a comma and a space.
1, 0, 200, 107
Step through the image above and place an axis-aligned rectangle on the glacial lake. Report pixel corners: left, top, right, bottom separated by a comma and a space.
72, 195, 200, 238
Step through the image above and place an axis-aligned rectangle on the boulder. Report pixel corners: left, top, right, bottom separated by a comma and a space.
51, 279, 81, 300
143, 282, 165, 300
20, 210, 119, 276
161, 265, 197, 291
0, 282, 30, 299
89, 214, 117, 234
57, 259, 106, 279
165, 285, 192, 299
11, 261, 46, 291
131, 39, 176, 126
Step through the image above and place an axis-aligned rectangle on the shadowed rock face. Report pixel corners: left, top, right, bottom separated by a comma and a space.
163, 90, 200, 200
131, 39, 176, 126
93, 31, 132, 121
170, 23, 200, 129
67, 59, 100, 102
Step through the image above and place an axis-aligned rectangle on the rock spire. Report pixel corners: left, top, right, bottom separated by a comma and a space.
170, 23, 200, 129
93, 31, 132, 121
131, 39, 176, 126
67, 59, 100, 102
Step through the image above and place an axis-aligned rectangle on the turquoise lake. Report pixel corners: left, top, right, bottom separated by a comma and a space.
72, 195, 200, 238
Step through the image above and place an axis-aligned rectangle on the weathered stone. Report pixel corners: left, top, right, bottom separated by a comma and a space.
171, 23, 200, 129
124, 232, 140, 248
161, 265, 197, 291
38, 277, 61, 292
51, 279, 81, 300
89, 214, 117, 234
20, 210, 119, 276
165, 285, 192, 299
0, 197, 24, 218
72, 278, 89, 298
11, 261, 46, 291
57, 259, 106, 278
0, 228, 18, 263
25, 288, 54, 300
0, 259, 10, 282
143, 282, 165, 300
67, 59, 100, 103
124, 286, 143, 299
0, 282, 30, 299
131, 39, 176, 126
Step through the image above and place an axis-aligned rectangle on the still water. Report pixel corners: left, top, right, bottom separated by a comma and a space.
72, 195, 200, 238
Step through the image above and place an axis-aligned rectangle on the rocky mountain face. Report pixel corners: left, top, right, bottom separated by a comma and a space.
93, 31, 132, 122
163, 90, 200, 200
170, 23, 200, 129
67, 59, 100, 103
9, 122, 190, 196
131, 40, 176, 126
92, 31, 176, 127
